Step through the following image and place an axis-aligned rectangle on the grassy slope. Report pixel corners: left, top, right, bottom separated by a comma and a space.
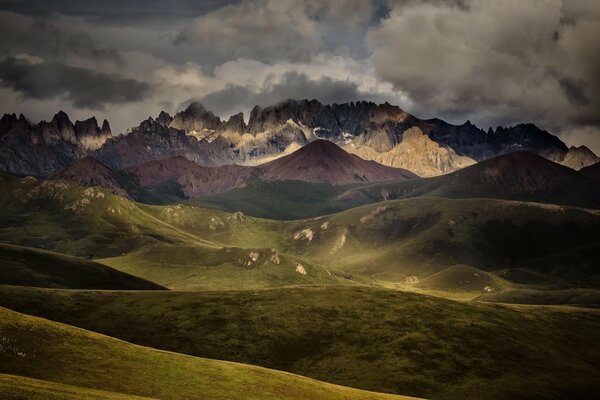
2, 174, 599, 294
0, 174, 217, 258
478, 288, 600, 306
279, 197, 600, 286
0, 243, 164, 290
1, 285, 599, 400
185, 180, 360, 220
0, 374, 154, 400
0, 174, 345, 290
0, 306, 415, 400
146, 196, 600, 291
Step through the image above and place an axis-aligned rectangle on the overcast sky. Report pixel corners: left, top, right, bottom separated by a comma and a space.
0, 0, 599, 153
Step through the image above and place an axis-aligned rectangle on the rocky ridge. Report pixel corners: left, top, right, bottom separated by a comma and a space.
1, 99, 598, 177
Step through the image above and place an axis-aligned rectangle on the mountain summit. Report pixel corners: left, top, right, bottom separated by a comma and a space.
261, 139, 417, 185
1, 99, 598, 177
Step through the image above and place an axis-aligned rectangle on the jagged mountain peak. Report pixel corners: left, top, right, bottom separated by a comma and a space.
101, 119, 111, 135
53, 110, 71, 121
169, 101, 221, 136
51, 110, 74, 129
220, 112, 246, 132
184, 101, 209, 113
156, 111, 173, 126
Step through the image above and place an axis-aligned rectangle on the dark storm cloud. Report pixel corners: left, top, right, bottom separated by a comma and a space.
0, 57, 152, 109
190, 72, 389, 118
367, 0, 600, 133
558, 77, 591, 107
175, 0, 379, 61
0, 0, 236, 18
0, 11, 119, 63
0, 0, 599, 152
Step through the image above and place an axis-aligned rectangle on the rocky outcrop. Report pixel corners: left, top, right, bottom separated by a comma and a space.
93, 116, 235, 169
345, 126, 476, 177
169, 102, 221, 139
0, 112, 112, 176
1, 99, 597, 178
559, 146, 600, 170
217, 112, 246, 134
156, 111, 173, 127
74, 117, 112, 150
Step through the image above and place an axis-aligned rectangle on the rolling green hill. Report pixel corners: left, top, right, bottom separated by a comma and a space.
1, 173, 599, 293
278, 197, 600, 287
0, 243, 164, 289
0, 374, 154, 400
186, 180, 355, 220
0, 306, 415, 400
477, 288, 600, 306
1, 285, 599, 400
0, 174, 353, 290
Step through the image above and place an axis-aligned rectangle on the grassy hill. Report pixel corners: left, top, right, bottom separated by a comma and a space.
1, 285, 599, 400
0, 374, 153, 400
0, 243, 164, 289
477, 288, 600, 307
0, 174, 352, 290
278, 197, 600, 287
0, 173, 218, 258
0, 306, 415, 400
185, 180, 358, 220
1, 173, 599, 293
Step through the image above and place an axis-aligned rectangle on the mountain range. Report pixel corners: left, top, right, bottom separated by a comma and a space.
2, 99, 598, 177
1, 100, 600, 400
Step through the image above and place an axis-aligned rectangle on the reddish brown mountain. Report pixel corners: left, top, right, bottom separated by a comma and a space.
126, 156, 259, 197
126, 140, 417, 197
126, 156, 204, 187
450, 151, 585, 190
53, 156, 131, 199
580, 161, 600, 181
396, 151, 600, 208
260, 139, 417, 185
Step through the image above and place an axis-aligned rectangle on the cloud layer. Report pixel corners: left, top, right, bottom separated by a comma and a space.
0, 0, 598, 153
0, 57, 152, 109
367, 0, 600, 140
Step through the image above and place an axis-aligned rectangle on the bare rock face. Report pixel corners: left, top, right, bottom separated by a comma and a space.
1, 99, 598, 179
345, 126, 476, 177
75, 117, 112, 150
169, 102, 222, 139
559, 146, 600, 170
96, 117, 235, 169
0, 111, 112, 176
155, 111, 173, 127
217, 112, 246, 134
